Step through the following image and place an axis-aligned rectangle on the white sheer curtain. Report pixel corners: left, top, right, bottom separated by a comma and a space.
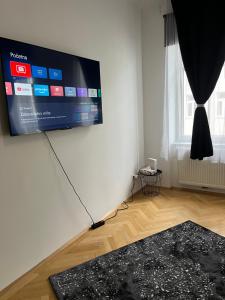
161, 37, 225, 163
160, 42, 182, 160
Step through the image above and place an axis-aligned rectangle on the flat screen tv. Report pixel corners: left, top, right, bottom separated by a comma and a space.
0, 37, 103, 136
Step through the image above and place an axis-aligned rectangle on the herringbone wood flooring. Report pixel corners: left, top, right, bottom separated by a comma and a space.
1, 188, 225, 300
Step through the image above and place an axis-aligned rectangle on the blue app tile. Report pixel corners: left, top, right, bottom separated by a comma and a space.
49, 68, 62, 80
74, 113, 81, 121
32, 66, 48, 79
34, 84, 49, 96
65, 87, 76, 97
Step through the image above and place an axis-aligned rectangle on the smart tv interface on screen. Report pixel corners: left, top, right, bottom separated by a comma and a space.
0, 37, 103, 136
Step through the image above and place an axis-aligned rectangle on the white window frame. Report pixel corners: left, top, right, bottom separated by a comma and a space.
177, 65, 225, 146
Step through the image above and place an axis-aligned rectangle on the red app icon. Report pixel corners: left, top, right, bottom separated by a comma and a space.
5, 82, 13, 95
10, 61, 32, 78
50, 86, 64, 96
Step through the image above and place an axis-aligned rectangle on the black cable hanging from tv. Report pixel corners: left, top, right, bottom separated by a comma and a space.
44, 131, 95, 226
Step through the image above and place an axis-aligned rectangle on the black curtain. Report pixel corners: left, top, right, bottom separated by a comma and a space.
171, 0, 225, 160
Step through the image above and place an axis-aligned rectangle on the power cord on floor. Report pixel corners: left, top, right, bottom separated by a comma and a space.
104, 202, 129, 222
105, 175, 136, 222
44, 131, 95, 226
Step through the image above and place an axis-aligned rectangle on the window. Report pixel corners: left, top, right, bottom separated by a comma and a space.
181, 65, 225, 139
161, 42, 225, 162
162, 14, 225, 162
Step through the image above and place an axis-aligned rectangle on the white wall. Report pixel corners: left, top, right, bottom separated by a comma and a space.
142, 0, 172, 186
0, 0, 144, 290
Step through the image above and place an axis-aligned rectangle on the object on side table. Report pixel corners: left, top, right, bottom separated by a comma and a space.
139, 158, 158, 175
139, 169, 162, 196
148, 157, 157, 172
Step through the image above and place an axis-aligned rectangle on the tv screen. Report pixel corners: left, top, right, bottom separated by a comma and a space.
0, 37, 103, 136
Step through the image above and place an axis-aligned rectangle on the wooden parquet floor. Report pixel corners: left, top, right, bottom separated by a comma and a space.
1, 188, 225, 300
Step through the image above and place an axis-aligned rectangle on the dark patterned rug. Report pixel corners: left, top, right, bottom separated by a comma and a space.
49, 221, 225, 300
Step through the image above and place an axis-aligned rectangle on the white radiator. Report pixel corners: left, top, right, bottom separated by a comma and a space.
178, 159, 225, 189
